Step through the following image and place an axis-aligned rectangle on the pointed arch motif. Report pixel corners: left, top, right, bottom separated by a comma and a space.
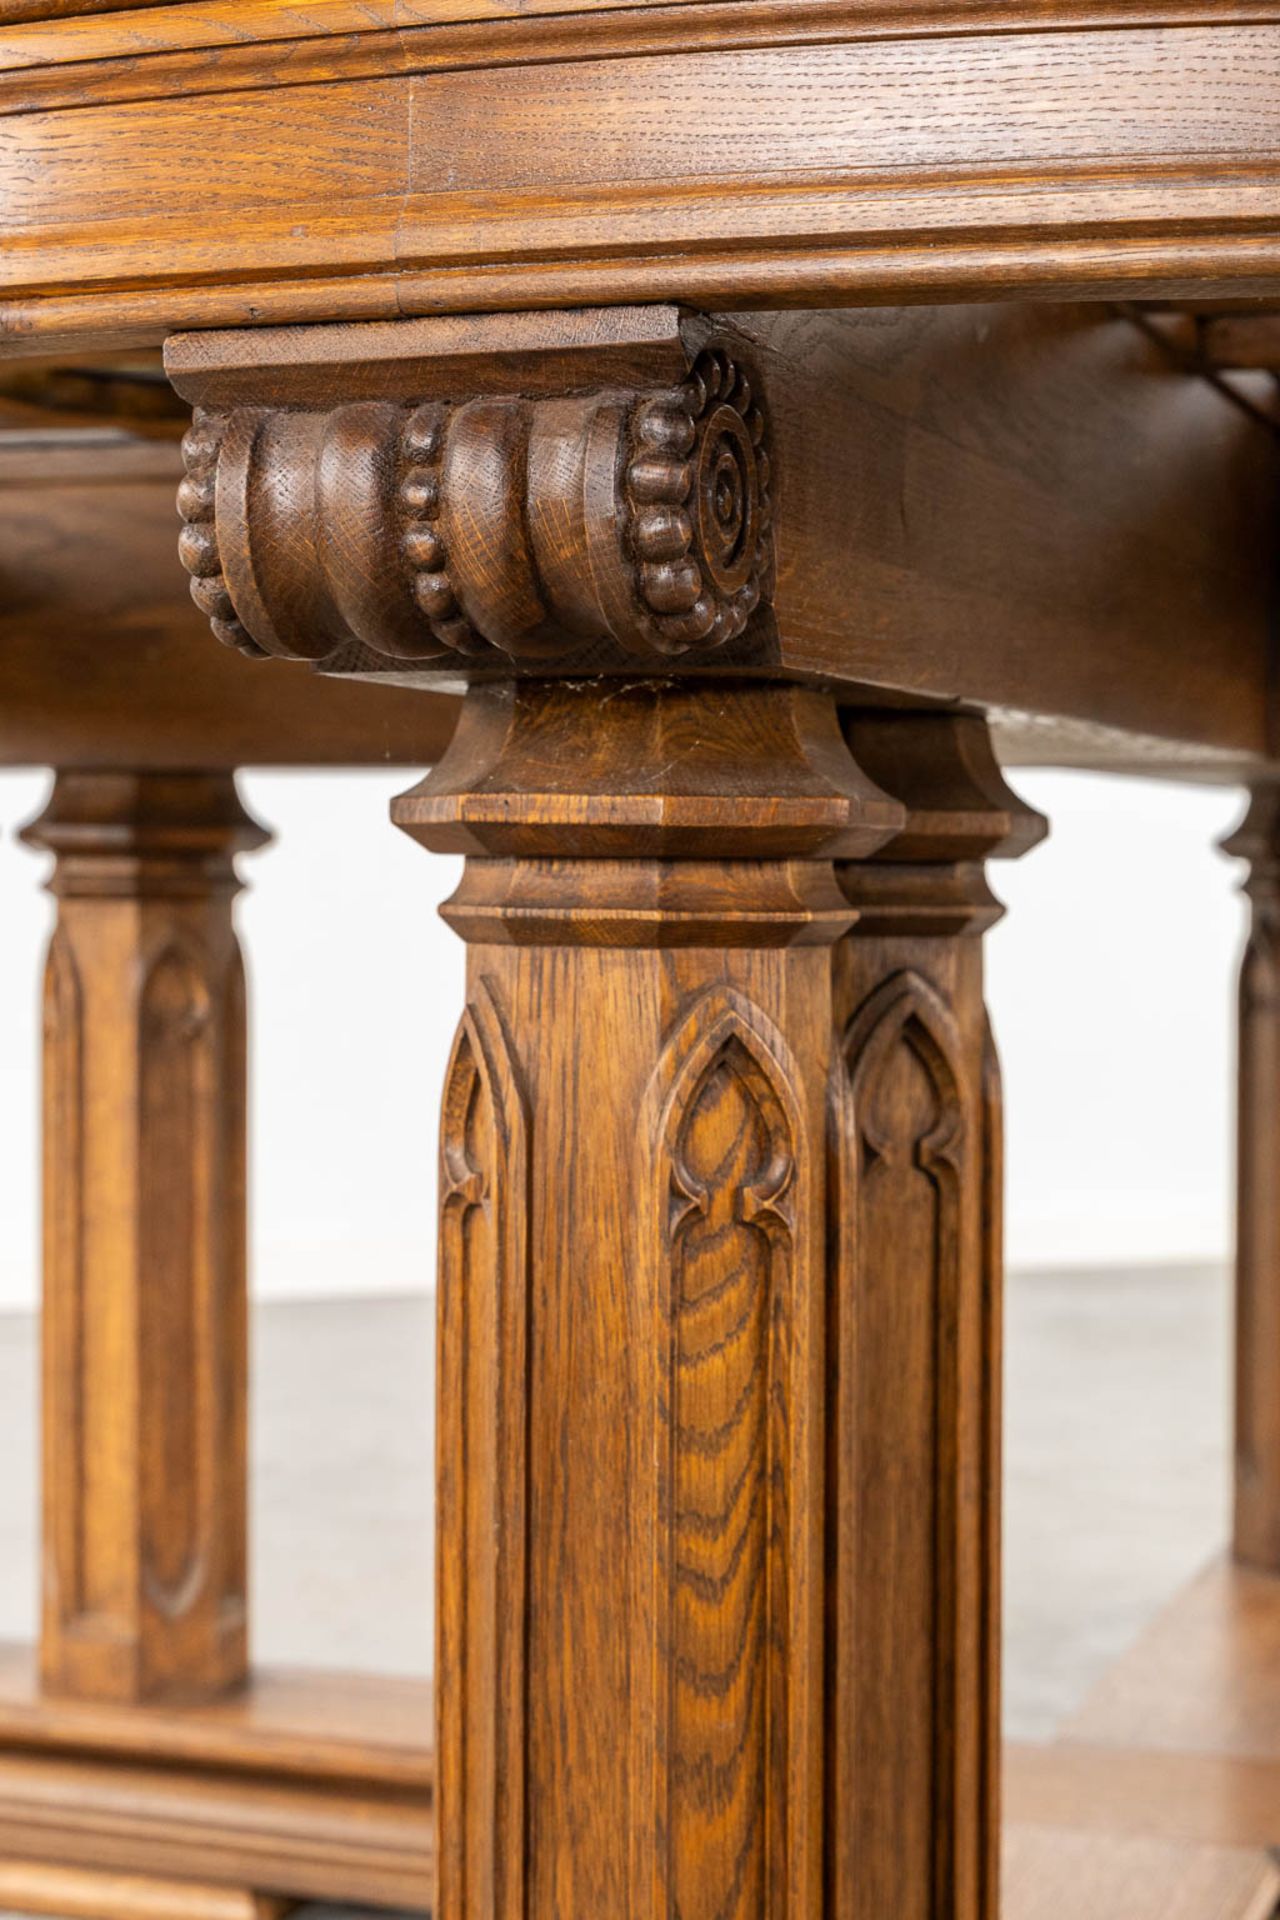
843, 969, 965, 1180
138, 937, 216, 1626
839, 966, 972, 1918
436, 978, 530, 1920
647, 987, 812, 1920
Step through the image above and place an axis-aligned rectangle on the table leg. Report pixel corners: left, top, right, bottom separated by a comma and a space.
5, 769, 434, 1917
399, 681, 1040, 1920
833, 713, 1044, 1920
22, 771, 269, 1705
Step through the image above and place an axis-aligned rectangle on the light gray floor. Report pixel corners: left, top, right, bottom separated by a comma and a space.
0, 1266, 1233, 1916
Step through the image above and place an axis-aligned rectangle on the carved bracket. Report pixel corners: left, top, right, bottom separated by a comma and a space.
169, 311, 774, 673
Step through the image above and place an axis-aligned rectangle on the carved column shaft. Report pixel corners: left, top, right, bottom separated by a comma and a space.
395, 678, 901, 1920
1224, 789, 1280, 1571
22, 771, 269, 1704
831, 714, 1044, 1920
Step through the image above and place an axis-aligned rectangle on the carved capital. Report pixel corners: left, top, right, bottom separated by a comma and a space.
168, 312, 774, 674
391, 678, 903, 947
838, 712, 1048, 935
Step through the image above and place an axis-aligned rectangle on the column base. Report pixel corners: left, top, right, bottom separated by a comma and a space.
0, 1648, 432, 1912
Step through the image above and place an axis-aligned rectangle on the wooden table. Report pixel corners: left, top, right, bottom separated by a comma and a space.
3, 7, 1280, 1919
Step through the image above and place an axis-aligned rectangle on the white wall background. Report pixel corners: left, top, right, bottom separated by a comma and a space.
0, 764, 1249, 1309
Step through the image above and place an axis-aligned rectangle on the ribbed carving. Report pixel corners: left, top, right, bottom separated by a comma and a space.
436, 982, 530, 1920
397, 401, 483, 657
177, 345, 773, 668
653, 993, 809, 1920
628, 348, 771, 656
177, 411, 265, 659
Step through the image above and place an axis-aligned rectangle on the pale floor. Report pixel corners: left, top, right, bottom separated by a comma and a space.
0, 1265, 1232, 1918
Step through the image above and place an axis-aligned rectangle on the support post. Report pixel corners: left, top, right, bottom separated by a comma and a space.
831, 712, 1044, 1920
1223, 789, 1280, 1571
394, 677, 901, 1920
394, 687, 1043, 1920
159, 304, 1048, 1920
22, 771, 269, 1705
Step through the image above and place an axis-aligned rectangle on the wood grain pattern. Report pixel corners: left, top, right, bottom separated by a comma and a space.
0, 1648, 432, 1908
397, 683, 1042, 1920
398, 678, 899, 1920
1223, 791, 1280, 1570
657, 998, 800, 1920
0, 1746, 431, 1910
9, 12, 1280, 352
828, 713, 1044, 1920
0, 1862, 290, 1920
436, 988, 529, 1920
21, 772, 268, 1706
171, 318, 771, 669
166, 303, 1280, 763
0, 1645, 432, 1791
0, 429, 459, 770
11, 0, 1280, 64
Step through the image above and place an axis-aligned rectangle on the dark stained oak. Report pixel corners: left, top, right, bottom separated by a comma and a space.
1200, 311, 1280, 371
4, 22, 1280, 1888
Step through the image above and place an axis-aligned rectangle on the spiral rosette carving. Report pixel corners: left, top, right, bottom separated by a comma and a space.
397, 403, 484, 658
627, 349, 772, 657
176, 411, 266, 660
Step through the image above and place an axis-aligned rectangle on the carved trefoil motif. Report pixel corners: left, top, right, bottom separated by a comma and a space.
647, 990, 820, 1920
